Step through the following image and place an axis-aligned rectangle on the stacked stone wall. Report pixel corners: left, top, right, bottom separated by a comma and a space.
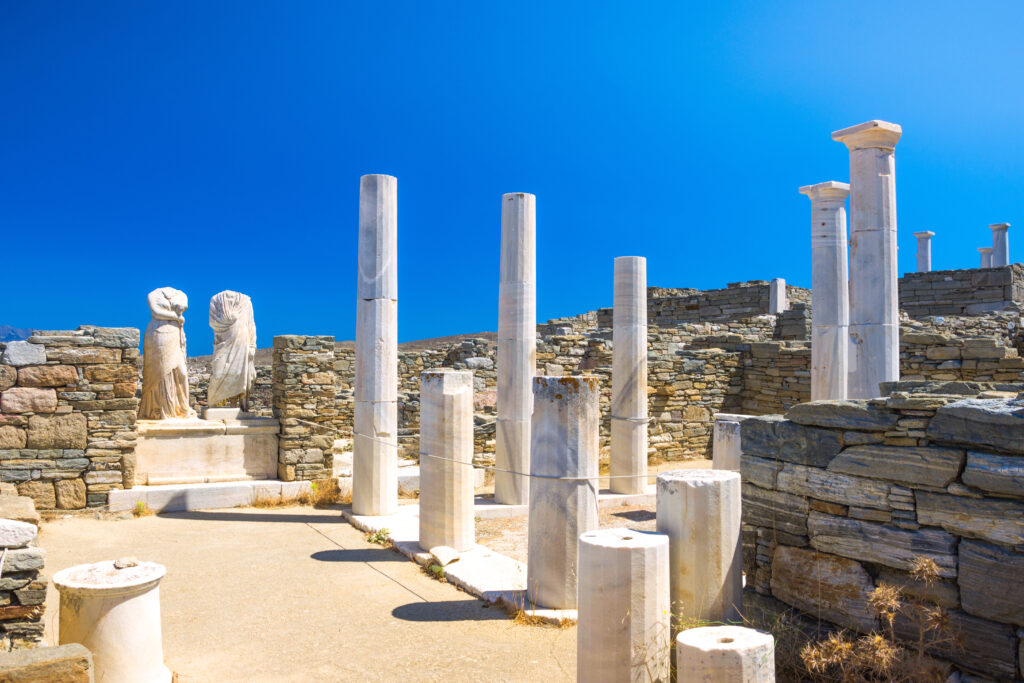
740, 395, 1024, 679
0, 327, 139, 510
0, 495, 46, 650
271, 336, 335, 481
899, 264, 1024, 317
187, 359, 273, 417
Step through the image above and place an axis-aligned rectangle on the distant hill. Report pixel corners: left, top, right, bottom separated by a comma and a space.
0, 326, 33, 343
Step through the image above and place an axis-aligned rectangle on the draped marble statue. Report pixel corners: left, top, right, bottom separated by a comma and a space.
207, 290, 257, 411
139, 287, 196, 420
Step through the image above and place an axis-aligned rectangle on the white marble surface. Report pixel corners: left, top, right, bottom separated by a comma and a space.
913, 230, 934, 273
991, 222, 1010, 267
712, 414, 748, 472
676, 625, 775, 682
979, 246, 994, 268
140, 287, 195, 420
610, 256, 648, 495
207, 290, 257, 408
768, 278, 787, 314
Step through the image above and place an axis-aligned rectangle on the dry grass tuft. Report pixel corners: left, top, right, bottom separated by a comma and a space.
132, 501, 154, 518
366, 528, 392, 547
500, 593, 575, 629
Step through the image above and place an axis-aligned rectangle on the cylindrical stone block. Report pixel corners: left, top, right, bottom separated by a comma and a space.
768, 278, 786, 314
800, 181, 850, 401
577, 528, 670, 683
913, 230, 934, 273
419, 370, 475, 552
991, 222, 1010, 267
712, 414, 749, 472
54, 560, 171, 683
833, 120, 902, 399
496, 192, 537, 505
610, 256, 648, 494
656, 469, 742, 624
357, 174, 398, 301
527, 375, 600, 609
676, 626, 776, 682
979, 247, 994, 268
354, 299, 398, 403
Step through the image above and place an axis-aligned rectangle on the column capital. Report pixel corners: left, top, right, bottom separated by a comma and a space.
978, 247, 994, 253
798, 180, 850, 200
832, 120, 902, 151
990, 222, 1011, 231
913, 231, 935, 238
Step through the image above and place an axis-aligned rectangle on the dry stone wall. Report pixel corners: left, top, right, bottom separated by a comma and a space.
739, 394, 1024, 680
899, 264, 1024, 317
0, 327, 140, 510
271, 336, 335, 481
0, 495, 46, 650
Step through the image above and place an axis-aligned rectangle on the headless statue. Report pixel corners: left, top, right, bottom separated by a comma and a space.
207, 290, 257, 412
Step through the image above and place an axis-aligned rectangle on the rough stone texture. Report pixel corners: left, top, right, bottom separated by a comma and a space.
675, 625, 775, 683
0, 389, 56, 415
740, 415, 842, 467
54, 479, 87, 510
776, 463, 890, 510
770, 546, 878, 632
962, 450, 1024, 496
0, 428, 25, 450
927, 397, 1024, 454
0, 643, 92, 682
899, 264, 1024, 318
916, 490, 1024, 546
0, 498, 39, 526
786, 400, 899, 431
271, 336, 335, 482
0, 342, 46, 368
827, 444, 963, 487
0, 367, 16, 392
25, 413, 87, 449
0, 496, 46, 651
15, 482, 54, 510
958, 539, 1024, 626
0, 521, 36, 549
14, 365, 78, 388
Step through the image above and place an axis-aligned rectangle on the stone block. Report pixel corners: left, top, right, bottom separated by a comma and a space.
0, 497, 39, 525
962, 451, 1024, 497
807, 511, 957, 577
894, 608, 1018, 680
26, 413, 87, 449
771, 546, 878, 632
0, 427, 25, 450
776, 463, 890, 509
740, 416, 842, 467
927, 397, 1024, 454
741, 483, 808, 536
0, 388, 56, 414
46, 347, 120, 364
15, 365, 78, 388
958, 539, 1024, 625
2, 547, 44, 572
739, 455, 782, 489
54, 479, 87, 510
785, 400, 899, 431
0, 519, 36, 549
827, 445, 963, 487
0, 366, 15, 392
0, 643, 93, 682
16, 481, 55, 509
0, 341, 46, 367
874, 566, 959, 609
82, 364, 137, 383
916, 491, 1024, 546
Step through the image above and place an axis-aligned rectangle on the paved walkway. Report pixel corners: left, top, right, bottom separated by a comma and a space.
40, 507, 576, 682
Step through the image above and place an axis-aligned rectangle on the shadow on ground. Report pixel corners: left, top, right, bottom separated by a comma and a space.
311, 548, 408, 563
610, 509, 655, 522
392, 600, 508, 622
160, 510, 344, 524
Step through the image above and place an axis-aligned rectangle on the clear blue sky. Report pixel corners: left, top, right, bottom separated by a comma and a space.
3, 2, 1022, 354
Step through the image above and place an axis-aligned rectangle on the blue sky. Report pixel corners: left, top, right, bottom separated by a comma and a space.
2, 2, 1022, 354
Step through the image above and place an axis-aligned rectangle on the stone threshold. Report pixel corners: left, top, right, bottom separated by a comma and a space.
108, 480, 313, 513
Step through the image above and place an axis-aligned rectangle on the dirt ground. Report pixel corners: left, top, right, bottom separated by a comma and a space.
40, 507, 576, 682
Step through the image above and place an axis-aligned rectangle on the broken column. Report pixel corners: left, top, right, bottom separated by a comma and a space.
676, 625, 776, 682
495, 192, 536, 505
799, 181, 850, 401
418, 370, 474, 552
712, 413, 749, 472
527, 375, 599, 609
768, 278, 786, 314
577, 528, 670, 682
991, 222, 1010, 266
913, 230, 934, 272
353, 174, 398, 516
833, 120, 902, 399
979, 247, 994, 268
610, 256, 648, 494
656, 469, 742, 624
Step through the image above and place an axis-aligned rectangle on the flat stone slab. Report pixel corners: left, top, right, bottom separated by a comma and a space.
0, 643, 92, 682
0, 496, 40, 525
108, 480, 313, 513
0, 519, 37, 548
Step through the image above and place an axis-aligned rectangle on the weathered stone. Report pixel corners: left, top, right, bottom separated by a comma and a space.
0, 341, 46, 367
927, 397, 1024, 454
0, 497, 39, 525
916, 491, 1024, 546
0, 427, 25, 450
25, 413, 87, 449
83, 471, 121, 485
740, 455, 783, 489
15, 365, 78, 388
740, 416, 842, 467
807, 511, 957, 577
771, 546, 878, 632
2, 547, 44, 572
54, 479, 87, 510
786, 400, 900, 431
874, 566, 959, 609
0, 366, 15, 392
47, 346, 120, 364
776, 463, 890, 509
16, 481, 55, 509
0, 388, 56, 414
827, 444, 963, 487
962, 450, 1024, 497
83, 363, 138, 383
0, 643, 93, 683
741, 483, 808, 536
894, 609, 1018, 680
0, 520, 36, 549
958, 539, 1024, 625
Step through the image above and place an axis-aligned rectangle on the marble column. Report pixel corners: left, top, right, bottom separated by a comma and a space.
353, 174, 399, 516
768, 278, 787, 314
496, 193, 536, 505
833, 120, 902, 399
527, 375, 599, 609
610, 256, 648, 495
676, 626, 776, 682
577, 528, 670, 682
979, 247, 994, 268
991, 222, 1010, 266
913, 231, 934, 272
656, 469, 742, 624
712, 413, 749, 472
418, 370, 474, 552
799, 181, 850, 401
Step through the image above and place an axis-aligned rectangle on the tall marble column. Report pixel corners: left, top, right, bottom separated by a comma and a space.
768, 278, 787, 314
610, 256, 648, 495
913, 231, 934, 272
353, 174, 399, 516
495, 193, 536, 505
979, 247, 994, 268
799, 181, 850, 401
527, 375, 599, 609
991, 222, 1010, 266
833, 120, 902, 399
418, 370, 474, 552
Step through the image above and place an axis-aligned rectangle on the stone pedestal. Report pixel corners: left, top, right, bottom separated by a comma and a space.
610, 256, 648, 494
418, 370, 474, 552
54, 560, 171, 683
496, 193, 536, 506
354, 174, 399, 516
799, 181, 850, 401
768, 278, 786, 314
979, 247, 994, 268
676, 626, 775, 682
991, 222, 1010, 267
913, 230, 934, 272
833, 120, 902, 399
577, 528, 670, 682
527, 375, 599, 609
712, 413, 750, 472
656, 469, 742, 624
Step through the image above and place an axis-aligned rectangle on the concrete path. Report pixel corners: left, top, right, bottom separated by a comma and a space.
40, 507, 576, 682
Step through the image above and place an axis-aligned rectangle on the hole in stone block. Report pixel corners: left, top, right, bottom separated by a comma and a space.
718, 637, 734, 644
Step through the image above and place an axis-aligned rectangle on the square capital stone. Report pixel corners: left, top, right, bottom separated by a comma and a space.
832, 120, 902, 151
